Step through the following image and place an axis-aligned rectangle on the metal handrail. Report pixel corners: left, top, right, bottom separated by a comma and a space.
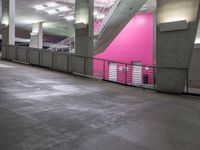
47, 0, 116, 53
48, 34, 75, 53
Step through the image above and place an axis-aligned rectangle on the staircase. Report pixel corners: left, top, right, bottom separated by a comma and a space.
48, 34, 75, 53
94, 0, 147, 54
48, 0, 147, 54
48, 0, 116, 53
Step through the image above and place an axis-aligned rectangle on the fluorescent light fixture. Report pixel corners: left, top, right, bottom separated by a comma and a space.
96, 14, 105, 19
30, 32, 38, 36
34, 5, 46, 10
65, 15, 75, 21
159, 20, 188, 32
2, 18, 9, 26
57, 6, 71, 12
195, 38, 200, 44
59, 14, 66, 17
46, 9, 58, 14
94, 10, 98, 16
68, 11, 75, 15
140, 7, 147, 11
46, 2, 58, 7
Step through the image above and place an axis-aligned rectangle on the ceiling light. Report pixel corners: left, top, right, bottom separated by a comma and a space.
57, 6, 71, 12
65, 15, 75, 21
34, 5, 46, 10
68, 11, 75, 15
140, 7, 147, 11
59, 14, 66, 17
46, 9, 58, 14
46, 2, 58, 7
94, 10, 98, 16
96, 14, 105, 19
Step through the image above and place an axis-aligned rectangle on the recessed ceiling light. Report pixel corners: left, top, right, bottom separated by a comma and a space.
68, 11, 75, 15
46, 9, 58, 14
57, 6, 71, 12
34, 5, 46, 10
65, 15, 75, 21
140, 7, 147, 11
94, 10, 98, 16
96, 14, 105, 19
46, 2, 58, 7
59, 14, 66, 17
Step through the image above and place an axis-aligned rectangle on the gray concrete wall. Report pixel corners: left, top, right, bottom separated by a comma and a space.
156, 0, 200, 94
7, 45, 16, 60
53, 53, 68, 72
2, 46, 93, 77
189, 45, 200, 88
40, 51, 53, 68
29, 48, 40, 65
16, 47, 28, 62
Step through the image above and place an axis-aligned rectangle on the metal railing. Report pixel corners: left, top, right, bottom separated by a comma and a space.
2, 45, 156, 90
93, 58, 155, 89
48, 34, 75, 53
47, 0, 117, 53
2, 45, 200, 95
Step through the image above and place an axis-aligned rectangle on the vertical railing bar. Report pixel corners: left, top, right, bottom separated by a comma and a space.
153, 66, 156, 89
186, 69, 189, 93
67, 54, 69, 72
103, 60, 106, 80
125, 64, 127, 84
84, 57, 86, 75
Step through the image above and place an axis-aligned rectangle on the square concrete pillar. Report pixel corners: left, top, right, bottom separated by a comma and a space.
156, 0, 200, 94
74, 0, 94, 75
1, 0, 15, 45
29, 22, 43, 49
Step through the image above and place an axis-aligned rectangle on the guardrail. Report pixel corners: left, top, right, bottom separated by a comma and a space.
2, 45, 197, 95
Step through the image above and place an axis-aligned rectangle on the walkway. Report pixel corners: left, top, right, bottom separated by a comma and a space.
0, 60, 200, 150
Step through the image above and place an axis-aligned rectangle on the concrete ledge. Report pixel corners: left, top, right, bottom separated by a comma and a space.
29, 48, 40, 65
53, 52, 68, 72
16, 47, 28, 63
40, 50, 53, 68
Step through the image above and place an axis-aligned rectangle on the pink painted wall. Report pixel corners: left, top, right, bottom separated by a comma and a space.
93, 13, 153, 85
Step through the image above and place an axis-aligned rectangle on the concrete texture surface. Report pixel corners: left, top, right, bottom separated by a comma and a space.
0, 60, 200, 150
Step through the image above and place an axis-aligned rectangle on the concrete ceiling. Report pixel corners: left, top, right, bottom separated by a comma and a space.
0, 0, 156, 39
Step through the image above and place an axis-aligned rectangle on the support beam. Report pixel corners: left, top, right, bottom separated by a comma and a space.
74, 0, 93, 57
1, 0, 15, 45
156, 0, 200, 94
73, 0, 93, 75
29, 22, 43, 49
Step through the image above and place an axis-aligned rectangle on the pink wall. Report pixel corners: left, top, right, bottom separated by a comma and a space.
93, 13, 153, 85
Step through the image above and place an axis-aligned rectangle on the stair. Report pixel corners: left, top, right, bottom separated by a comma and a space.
48, 34, 75, 53
94, 0, 147, 54
48, 0, 147, 55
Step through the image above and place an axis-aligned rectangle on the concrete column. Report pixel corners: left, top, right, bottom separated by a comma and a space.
156, 0, 200, 94
153, 10, 157, 66
1, 0, 15, 45
29, 22, 43, 49
73, 0, 94, 75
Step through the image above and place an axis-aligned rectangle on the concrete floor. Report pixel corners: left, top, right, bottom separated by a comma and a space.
0, 60, 200, 150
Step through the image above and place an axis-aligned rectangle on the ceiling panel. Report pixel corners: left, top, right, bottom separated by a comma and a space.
0, 0, 156, 38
